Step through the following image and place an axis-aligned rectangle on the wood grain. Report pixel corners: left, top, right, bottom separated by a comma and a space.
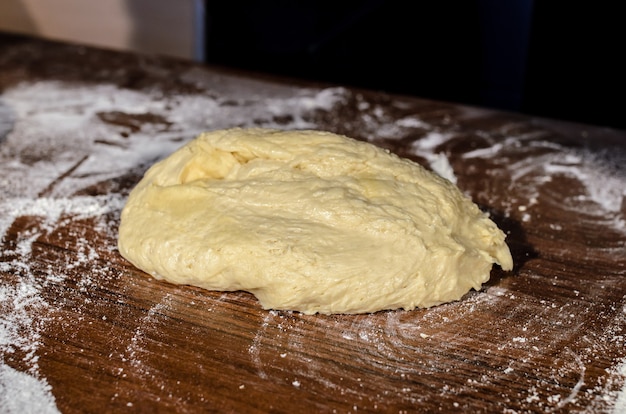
1, 34, 625, 413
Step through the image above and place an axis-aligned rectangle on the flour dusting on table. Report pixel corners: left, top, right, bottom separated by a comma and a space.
0, 79, 344, 410
1, 73, 625, 412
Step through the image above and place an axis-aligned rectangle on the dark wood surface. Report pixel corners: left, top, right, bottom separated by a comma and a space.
1, 34, 625, 413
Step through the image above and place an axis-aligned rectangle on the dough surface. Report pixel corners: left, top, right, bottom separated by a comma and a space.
118, 128, 512, 314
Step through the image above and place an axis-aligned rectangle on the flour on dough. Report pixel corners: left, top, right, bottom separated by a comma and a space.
118, 128, 512, 314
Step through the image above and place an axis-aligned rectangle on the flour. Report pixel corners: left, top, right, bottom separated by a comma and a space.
462, 134, 626, 237
0, 365, 59, 414
0, 73, 624, 412
428, 153, 458, 184
0, 79, 349, 410
1, 242, 52, 410
0, 195, 123, 412
611, 360, 626, 414
410, 131, 454, 154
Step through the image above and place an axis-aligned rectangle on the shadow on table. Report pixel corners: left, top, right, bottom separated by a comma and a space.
484, 208, 537, 287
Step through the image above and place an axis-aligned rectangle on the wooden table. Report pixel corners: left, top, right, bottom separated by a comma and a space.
1, 33, 625, 413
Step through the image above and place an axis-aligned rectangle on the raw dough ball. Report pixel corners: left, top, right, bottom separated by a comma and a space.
118, 128, 512, 314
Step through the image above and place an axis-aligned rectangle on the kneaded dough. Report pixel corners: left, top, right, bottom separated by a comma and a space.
118, 128, 512, 314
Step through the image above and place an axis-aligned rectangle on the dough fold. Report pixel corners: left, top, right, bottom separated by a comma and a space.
118, 128, 512, 314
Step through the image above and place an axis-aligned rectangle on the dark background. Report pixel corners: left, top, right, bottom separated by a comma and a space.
204, 1, 625, 131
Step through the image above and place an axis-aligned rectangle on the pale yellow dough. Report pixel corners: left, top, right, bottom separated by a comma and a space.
118, 128, 512, 314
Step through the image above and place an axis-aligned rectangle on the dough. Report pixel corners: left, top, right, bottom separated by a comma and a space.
118, 128, 512, 314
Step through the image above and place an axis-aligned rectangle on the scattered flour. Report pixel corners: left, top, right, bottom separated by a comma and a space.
0, 79, 350, 411
464, 136, 626, 235
611, 360, 626, 414
0, 74, 624, 412
0, 364, 60, 414
0, 194, 124, 413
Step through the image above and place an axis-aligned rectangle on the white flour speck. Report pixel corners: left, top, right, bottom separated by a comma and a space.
428, 153, 457, 184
